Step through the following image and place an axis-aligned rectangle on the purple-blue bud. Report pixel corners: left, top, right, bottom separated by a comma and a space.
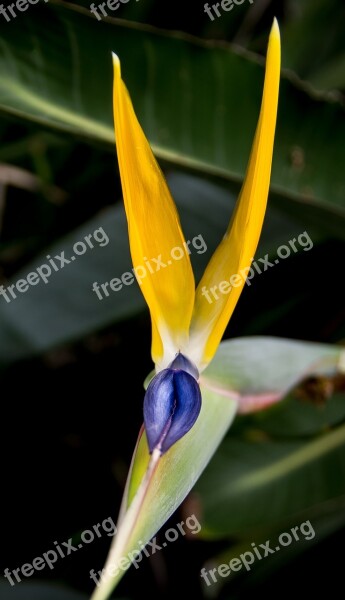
144, 356, 201, 454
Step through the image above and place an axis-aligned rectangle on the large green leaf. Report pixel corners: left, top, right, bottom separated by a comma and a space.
201, 497, 345, 597
0, 205, 135, 362
0, 1, 344, 236
196, 422, 345, 539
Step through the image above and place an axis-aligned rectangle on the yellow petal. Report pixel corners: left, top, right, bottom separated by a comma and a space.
112, 54, 195, 369
189, 20, 281, 370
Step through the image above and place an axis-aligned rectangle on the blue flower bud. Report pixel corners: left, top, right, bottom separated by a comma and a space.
143, 358, 202, 454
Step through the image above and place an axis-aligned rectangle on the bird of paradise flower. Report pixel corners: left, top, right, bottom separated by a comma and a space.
91, 19, 280, 600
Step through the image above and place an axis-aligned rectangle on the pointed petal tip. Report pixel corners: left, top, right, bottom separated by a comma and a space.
112, 52, 121, 75
271, 18, 280, 39
268, 18, 281, 70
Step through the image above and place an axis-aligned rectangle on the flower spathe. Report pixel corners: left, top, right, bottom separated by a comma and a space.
113, 20, 280, 454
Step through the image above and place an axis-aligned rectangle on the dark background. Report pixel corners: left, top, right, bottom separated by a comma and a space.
1, 0, 345, 598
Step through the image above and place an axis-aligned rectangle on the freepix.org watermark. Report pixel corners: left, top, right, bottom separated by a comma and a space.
92, 233, 207, 301
0, 227, 109, 304
0, 0, 49, 22
200, 520, 315, 587
90, 514, 201, 585
204, 0, 254, 21
90, 0, 139, 21
200, 231, 313, 305
4, 516, 117, 586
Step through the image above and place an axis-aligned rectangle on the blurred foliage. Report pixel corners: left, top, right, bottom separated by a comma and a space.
0, 0, 344, 599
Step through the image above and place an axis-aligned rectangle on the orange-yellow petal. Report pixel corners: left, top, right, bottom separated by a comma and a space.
189, 20, 281, 370
112, 54, 195, 369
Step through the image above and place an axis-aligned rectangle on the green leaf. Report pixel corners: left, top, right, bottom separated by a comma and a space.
89, 386, 238, 600
196, 422, 345, 539
0, 2, 344, 236
202, 336, 343, 413
0, 206, 139, 362
201, 496, 345, 597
